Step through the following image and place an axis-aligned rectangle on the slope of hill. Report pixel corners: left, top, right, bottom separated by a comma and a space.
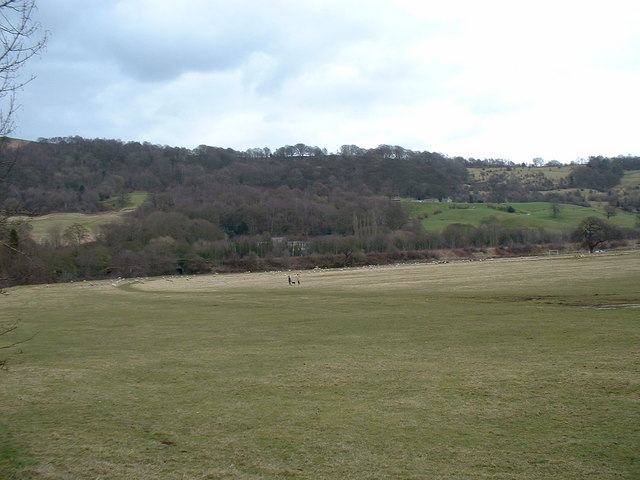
411, 202, 638, 232
10, 192, 148, 242
468, 165, 572, 184
1, 138, 639, 286
619, 170, 640, 186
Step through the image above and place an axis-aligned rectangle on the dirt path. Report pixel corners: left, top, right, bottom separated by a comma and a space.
125, 252, 638, 294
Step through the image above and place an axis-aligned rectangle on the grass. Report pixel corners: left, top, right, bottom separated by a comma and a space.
100, 191, 149, 210
467, 166, 573, 182
410, 201, 639, 232
14, 211, 128, 242
619, 170, 640, 188
1, 251, 639, 479
10, 191, 149, 242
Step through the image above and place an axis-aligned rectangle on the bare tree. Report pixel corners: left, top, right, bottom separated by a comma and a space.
1, 321, 36, 369
604, 205, 617, 219
63, 223, 90, 248
0, 0, 47, 138
532, 157, 545, 167
0, 0, 46, 365
0, 0, 46, 217
0, 0, 46, 199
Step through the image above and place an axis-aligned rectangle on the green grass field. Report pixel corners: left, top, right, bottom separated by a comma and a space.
14, 211, 128, 242
411, 202, 639, 232
620, 170, 640, 188
10, 192, 149, 242
100, 191, 149, 210
1, 252, 639, 479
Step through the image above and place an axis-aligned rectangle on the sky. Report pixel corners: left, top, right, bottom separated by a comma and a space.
12, 0, 640, 163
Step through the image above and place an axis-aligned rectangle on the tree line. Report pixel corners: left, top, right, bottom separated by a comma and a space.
4, 138, 639, 215
1, 138, 639, 286
1, 138, 469, 215
3, 209, 635, 286
468, 155, 640, 210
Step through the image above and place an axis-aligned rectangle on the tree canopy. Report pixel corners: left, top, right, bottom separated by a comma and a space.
572, 216, 620, 253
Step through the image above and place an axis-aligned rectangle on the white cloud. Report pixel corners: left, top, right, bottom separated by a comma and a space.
12, 0, 640, 162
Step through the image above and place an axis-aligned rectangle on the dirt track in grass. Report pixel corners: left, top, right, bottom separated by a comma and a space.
126, 252, 638, 295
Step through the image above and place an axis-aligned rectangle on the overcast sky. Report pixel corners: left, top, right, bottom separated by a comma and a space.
13, 0, 640, 163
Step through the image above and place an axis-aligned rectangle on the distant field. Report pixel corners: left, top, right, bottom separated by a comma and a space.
410, 201, 639, 232
620, 170, 640, 188
100, 190, 149, 210
467, 166, 640, 191
10, 191, 149, 242
13, 211, 127, 241
1, 251, 639, 479
468, 165, 573, 182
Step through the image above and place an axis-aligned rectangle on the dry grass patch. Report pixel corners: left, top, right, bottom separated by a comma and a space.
1, 251, 639, 479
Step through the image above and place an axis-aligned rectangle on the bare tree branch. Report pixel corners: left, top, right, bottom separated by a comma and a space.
0, 0, 47, 138
0, 2, 45, 364
0, 323, 18, 336
1, 331, 37, 349
1, 321, 37, 369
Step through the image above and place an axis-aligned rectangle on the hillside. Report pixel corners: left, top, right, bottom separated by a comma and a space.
466, 157, 640, 209
620, 169, 640, 188
9, 192, 148, 242
0, 138, 468, 215
468, 164, 573, 185
411, 201, 638, 232
1, 137, 639, 286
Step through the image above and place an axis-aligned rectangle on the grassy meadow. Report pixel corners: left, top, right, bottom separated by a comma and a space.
10, 192, 149, 242
13, 211, 127, 242
1, 251, 639, 479
620, 170, 640, 188
411, 201, 639, 232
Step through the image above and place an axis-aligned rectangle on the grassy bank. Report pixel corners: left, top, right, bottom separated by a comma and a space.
10, 191, 149, 242
1, 251, 639, 479
411, 201, 639, 232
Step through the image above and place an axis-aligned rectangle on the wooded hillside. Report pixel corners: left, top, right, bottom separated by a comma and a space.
1, 138, 639, 286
